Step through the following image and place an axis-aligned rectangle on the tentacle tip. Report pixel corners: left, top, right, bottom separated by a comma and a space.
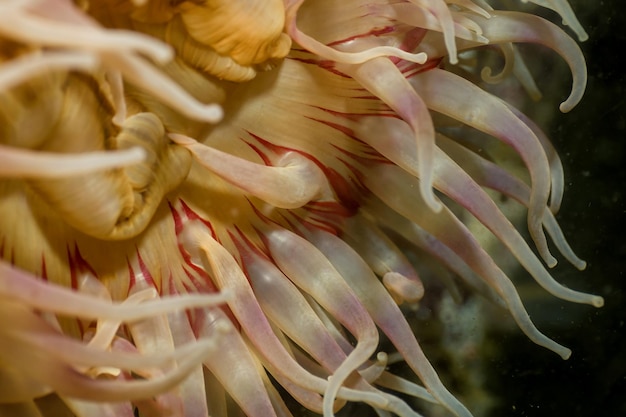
112, 114, 126, 127
545, 255, 558, 268
559, 101, 575, 113
575, 260, 587, 271
428, 198, 443, 213
152, 44, 175, 65
560, 348, 572, 360
591, 296, 604, 308
214, 317, 233, 334
576, 31, 589, 42
204, 104, 224, 123
409, 52, 428, 65
219, 288, 234, 302
129, 146, 148, 162
418, 179, 443, 213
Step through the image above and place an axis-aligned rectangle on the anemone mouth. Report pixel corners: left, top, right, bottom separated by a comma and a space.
0, 1, 602, 417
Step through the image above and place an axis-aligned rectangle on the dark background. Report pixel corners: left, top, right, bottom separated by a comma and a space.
487, 1, 626, 416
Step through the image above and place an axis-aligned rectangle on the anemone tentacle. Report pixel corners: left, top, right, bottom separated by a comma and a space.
0, 1, 602, 416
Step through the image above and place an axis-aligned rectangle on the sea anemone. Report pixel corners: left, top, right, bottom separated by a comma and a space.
0, 0, 603, 416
